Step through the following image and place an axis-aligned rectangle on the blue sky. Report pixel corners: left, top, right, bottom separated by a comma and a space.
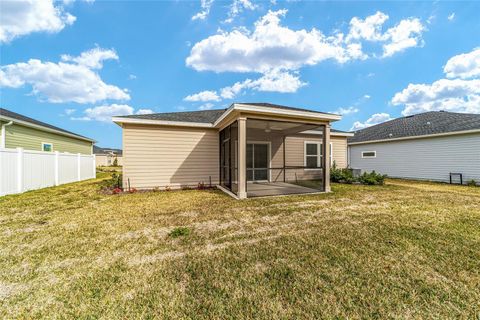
1, 0, 480, 148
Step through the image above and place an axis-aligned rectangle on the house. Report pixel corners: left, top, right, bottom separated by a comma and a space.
113, 102, 352, 199
0, 108, 95, 154
94, 146, 123, 166
348, 111, 480, 184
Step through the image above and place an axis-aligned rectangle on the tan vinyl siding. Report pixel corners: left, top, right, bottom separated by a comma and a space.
331, 136, 348, 168
4, 123, 92, 154
123, 124, 219, 189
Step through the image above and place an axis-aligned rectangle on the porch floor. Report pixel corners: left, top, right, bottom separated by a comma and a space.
246, 181, 321, 197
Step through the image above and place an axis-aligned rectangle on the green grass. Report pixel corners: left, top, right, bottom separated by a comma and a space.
1, 173, 479, 318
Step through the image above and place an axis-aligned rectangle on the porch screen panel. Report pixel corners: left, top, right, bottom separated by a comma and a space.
219, 121, 238, 195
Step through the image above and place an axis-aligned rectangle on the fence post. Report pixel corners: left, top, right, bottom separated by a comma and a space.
17, 147, 23, 193
77, 153, 81, 181
54, 151, 59, 186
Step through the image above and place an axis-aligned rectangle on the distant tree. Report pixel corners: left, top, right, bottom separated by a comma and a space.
113, 157, 118, 167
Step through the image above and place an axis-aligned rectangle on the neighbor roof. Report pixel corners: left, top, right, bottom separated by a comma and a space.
114, 102, 339, 125
93, 146, 123, 156
349, 111, 480, 144
0, 108, 95, 142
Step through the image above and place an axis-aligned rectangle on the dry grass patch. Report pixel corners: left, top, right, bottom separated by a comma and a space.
0, 175, 479, 318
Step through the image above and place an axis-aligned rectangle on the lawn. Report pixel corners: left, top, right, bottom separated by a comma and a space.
1, 173, 479, 318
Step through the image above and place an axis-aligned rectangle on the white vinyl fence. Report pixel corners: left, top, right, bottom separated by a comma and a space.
0, 147, 96, 196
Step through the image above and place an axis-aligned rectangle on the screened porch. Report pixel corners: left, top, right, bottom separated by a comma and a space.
219, 118, 330, 199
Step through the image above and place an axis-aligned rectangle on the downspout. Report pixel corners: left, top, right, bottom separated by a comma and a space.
1, 121, 13, 148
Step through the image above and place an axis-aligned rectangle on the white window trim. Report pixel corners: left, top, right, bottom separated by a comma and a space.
42, 142, 53, 152
361, 151, 376, 158
304, 141, 322, 171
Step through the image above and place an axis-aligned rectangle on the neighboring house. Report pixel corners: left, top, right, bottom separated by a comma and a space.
94, 146, 123, 166
114, 102, 351, 199
348, 111, 480, 184
0, 108, 94, 154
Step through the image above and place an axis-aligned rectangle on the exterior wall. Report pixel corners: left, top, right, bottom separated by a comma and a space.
348, 132, 480, 183
4, 123, 92, 154
331, 136, 348, 168
122, 123, 219, 189
95, 154, 123, 167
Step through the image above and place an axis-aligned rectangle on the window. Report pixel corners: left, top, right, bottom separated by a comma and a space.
305, 142, 322, 169
42, 142, 53, 152
362, 151, 376, 158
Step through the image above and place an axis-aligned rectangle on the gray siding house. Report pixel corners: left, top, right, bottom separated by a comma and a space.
348, 111, 480, 184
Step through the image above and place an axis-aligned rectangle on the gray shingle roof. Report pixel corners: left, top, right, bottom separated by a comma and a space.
115, 102, 337, 124
0, 108, 94, 141
348, 111, 480, 144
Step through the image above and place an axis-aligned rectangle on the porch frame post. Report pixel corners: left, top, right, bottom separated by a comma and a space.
324, 124, 331, 192
237, 117, 247, 199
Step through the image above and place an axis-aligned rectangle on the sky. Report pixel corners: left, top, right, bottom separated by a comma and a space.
1, 0, 480, 148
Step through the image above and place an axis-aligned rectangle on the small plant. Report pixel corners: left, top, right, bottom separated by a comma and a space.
197, 182, 205, 190
169, 227, 190, 238
181, 185, 191, 190
112, 157, 118, 167
358, 171, 387, 185
330, 164, 356, 184
467, 179, 477, 187
165, 185, 171, 192
112, 187, 123, 194
152, 186, 161, 192
128, 187, 137, 193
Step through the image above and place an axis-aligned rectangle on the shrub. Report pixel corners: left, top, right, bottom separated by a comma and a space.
113, 157, 118, 167
467, 179, 477, 187
197, 182, 205, 190
358, 171, 387, 185
169, 227, 190, 238
165, 185, 171, 192
330, 163, 356, 184
99, 173, 122, 190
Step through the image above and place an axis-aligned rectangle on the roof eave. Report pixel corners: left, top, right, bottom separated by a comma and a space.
0, 114, 96, 143
112, 116, 214, 128
348, 128, 480, 145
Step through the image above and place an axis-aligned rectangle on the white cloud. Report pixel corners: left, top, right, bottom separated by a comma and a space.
64, 108, 76, 115
136, 109, 154, 115
444, 47, 480, 79
192, 0, 214, 21
351, 113, 392, 130
184, 90, 220, 102
73, 104, 153, 122
363, 94, 371, 99
187, 9, 365, 74
392, 47, 480, 115
346, 11, 389, 42
391, 78, 480, 115
0, 48, 129, 104
199, 103, 214, 110
0, 0, 76, 43
332, 106, 359, 116
224, 0, 257, 24
61, 47, 118, 69
382, 18, 424, 57
187, 70, 306, 102
185, 10, 425, 103
448, 13, 455, 21
73, 104, 134, 122
128, 74, 137, 80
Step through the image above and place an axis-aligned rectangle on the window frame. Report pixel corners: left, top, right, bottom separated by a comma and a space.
41, 142, 53, 152
304, 141, 322, 170
361, 151, 376, 158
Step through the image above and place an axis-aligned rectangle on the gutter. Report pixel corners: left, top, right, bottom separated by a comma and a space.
1, 121, 13, 148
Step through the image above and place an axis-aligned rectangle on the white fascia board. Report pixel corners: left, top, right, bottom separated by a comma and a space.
233, 104, 342, 121
0, 115, 96, 143
112, 116, 214, 128
348, 129, 480, 145
301, 130, 354, 137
